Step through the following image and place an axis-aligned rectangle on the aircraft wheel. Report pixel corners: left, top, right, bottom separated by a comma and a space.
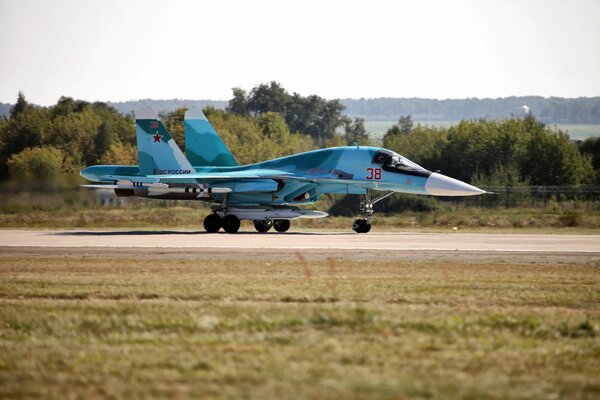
203, 213, 222, 233
223, 214, 241, 233
273, 219, 290, 233
352, 219, 371, 233
253, 219, 273, 233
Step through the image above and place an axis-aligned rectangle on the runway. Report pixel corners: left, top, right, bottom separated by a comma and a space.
0, 229, 599, 253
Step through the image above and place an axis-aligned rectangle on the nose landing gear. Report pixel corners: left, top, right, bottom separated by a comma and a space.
352, 218, 371, 233
352, 190, 393, 233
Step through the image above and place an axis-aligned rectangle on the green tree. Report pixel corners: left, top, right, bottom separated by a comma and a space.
247, 81, 289, 115
100, 142, 137, 165
161, 108, 187, 151
7, 146, 76, 178
398, 115, 413, 134
0, 106, 50, 176
383, 115, 413, 148
579, 136, 600, 182
326, 133, 347, 148
227, 83, 348, 146
343, 117, 371, 146
295, 96, 345, 146
520, 128, 593, 185
93, 122, 116, 162
49, 106, 102, 165
258, 112, 314, 156
203, 107, 275, 164
10, 91, 31, 119
51, 96, 90, 117
90, 102, 135, 146
227, 88, 249, 115
471, 163, 531, 207
383, 124, 447, 169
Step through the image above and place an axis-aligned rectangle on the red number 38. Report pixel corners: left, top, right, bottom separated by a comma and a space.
366, 168, 382, 180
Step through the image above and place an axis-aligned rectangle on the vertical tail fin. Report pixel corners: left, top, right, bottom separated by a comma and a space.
184, 108, 238, 167
135, 107, 194, 175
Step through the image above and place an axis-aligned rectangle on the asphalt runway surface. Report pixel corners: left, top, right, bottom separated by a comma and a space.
0, 229, 599, 257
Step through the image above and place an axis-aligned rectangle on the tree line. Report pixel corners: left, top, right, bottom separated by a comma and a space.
82, 96, 600, 125
4, 95, 600, 125
382, 115, 598, 186
342, 96, 600, 124
0, 84, 598, 191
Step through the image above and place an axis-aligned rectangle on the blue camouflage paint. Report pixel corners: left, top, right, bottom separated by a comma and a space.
185, 109, 238, 167
135, 108, 194, 176
80, 109, 439, 209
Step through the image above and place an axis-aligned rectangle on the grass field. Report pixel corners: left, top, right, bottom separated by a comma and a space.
0, 249, 598, 399
1, 205, 599, 232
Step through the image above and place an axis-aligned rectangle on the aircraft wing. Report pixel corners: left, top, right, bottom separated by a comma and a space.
88, 169, 363, 195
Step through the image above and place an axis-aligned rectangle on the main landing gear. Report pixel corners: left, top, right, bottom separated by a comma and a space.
203, 213, 291, 234
253, 219, 272, 233
352, 190, 393, 234
273, 219, 290, 232
252, 219, 290, 233
222, 214, 241, 233
203, 213, 221, 233
203, 213, 241, 233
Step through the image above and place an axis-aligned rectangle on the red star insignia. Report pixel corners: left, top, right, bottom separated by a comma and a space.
153, 133, 162, 143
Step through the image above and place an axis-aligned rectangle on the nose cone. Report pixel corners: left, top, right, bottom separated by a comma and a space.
425, 173, 485, 196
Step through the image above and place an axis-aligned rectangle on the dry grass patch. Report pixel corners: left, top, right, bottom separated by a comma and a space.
0, 254, 598, 399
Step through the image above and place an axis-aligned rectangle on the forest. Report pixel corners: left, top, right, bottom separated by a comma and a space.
5, 95, 597, 125
0, 82, 599, 217
341, 96, 600, 123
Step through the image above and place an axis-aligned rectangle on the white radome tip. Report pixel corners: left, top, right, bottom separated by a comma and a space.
184, 108, 208, 121
135, 107, 158, 120
425, 172, 486, 196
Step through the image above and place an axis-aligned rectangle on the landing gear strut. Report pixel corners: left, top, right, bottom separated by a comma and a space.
352, 190, 393, 233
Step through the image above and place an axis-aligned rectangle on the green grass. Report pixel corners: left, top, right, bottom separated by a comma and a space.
0, 252, 599, 399
1, 204, 600, 232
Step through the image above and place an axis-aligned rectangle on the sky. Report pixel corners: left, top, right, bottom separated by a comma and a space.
1, 0, 599, 106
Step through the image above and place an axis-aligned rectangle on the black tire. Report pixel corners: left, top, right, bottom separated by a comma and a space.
222, 214, 241, 233
203, 213, 221, 233
273, 219, 290, 233
352, 218, 371, 233
253, 220, 272, 233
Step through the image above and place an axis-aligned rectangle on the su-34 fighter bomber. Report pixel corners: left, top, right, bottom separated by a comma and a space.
81, 108, 486, 233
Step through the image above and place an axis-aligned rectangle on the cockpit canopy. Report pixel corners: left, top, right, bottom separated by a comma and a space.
372, 150, 431, 177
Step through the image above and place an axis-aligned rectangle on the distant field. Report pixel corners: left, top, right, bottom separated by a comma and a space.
364, 120, 600, 141
0, 248, 599, 399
